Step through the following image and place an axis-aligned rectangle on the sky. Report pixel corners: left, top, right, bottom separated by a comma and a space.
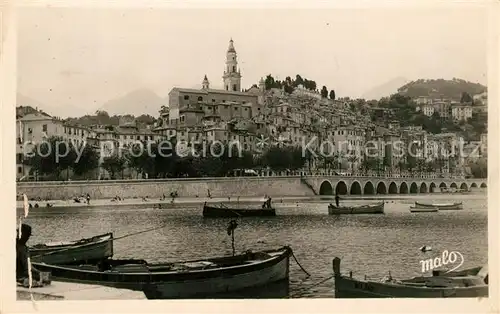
17, 4, 489, 117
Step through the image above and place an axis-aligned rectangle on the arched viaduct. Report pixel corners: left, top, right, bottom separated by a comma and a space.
305, 176, 487, 195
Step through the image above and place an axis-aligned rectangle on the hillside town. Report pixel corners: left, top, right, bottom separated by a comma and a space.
16, 40, 488, 181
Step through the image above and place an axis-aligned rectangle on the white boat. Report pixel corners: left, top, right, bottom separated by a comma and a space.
333, 257, 488, 298
414, 201, 463, 210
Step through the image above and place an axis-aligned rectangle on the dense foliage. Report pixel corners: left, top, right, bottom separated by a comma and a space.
398, 78, 486, 100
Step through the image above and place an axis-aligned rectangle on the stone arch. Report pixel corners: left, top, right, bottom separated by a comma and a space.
450, 182, 458, 189
388, 182, 398, 194
439, 182, 447, 189
350, 181, 362, 195
319, 180, 333, 195
420, 182, 428, 193
480, 182, 487, 188
470, 183, 478, 188
460, 183, 468, 190
429, 182, 437, 193
376, 182, 387, 194
400, 182, 409, 194
335, 181, 348, 195
410, 182, 418, 194
363, 181, 375, 195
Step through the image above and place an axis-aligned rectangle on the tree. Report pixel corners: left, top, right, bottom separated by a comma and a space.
25, 136, 77, 180
101, 155, 127, 179
329, 89, 336, 100
295, 74, 304, 87
321, 86, 328, 98
469, 158, 487, 178
262, 146, 305, 172
71, 144, 99, 178
460, 92, 473, 104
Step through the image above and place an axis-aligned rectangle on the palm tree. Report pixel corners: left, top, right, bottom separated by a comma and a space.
347, 155, 359, 175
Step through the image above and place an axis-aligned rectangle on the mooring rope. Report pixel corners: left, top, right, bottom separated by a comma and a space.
290, 250, 311, 277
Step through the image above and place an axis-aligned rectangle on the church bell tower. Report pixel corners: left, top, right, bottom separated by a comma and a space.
222, 38, 242, 92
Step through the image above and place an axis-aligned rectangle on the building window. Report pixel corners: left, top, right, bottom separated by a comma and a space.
212, 99, 215, 102
18, 166, 22, 174
198, 96, 203, 101
233, 84, 237, 91
184, 95, 189, 100
42, 124, 47, 132
226, 85, 229, 91
233, 66, 236, 72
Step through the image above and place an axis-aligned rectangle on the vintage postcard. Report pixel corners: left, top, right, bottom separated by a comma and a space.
1, 0, 498, 313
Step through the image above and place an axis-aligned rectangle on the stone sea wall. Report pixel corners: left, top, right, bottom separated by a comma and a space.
16, 177, 314, 200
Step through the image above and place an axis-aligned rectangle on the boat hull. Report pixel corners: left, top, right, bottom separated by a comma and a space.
334, 275, 488, 298
29, 233, 113, 265
414, 202, 463, 210
203, 205, 276, 218
328, 202, 384, 215
144, 254, 289, 298
32, 247, 291, 299
409, 207, 438, 213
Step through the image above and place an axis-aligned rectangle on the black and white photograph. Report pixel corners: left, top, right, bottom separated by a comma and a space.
2, 0, 497, 310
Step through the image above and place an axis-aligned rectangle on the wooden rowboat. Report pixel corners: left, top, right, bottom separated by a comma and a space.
332, 257, 488, 298
203, 203, 276, 218
29, 233, 114, 265
409, 207, 438, 213
328, 202, 385, 215
32, 246, 292, 299
414, 201, 463, 210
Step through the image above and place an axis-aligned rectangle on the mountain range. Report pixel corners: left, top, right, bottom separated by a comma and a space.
97, 89, 167, 116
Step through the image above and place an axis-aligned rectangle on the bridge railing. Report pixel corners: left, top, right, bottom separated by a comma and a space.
17, 172, 470, 186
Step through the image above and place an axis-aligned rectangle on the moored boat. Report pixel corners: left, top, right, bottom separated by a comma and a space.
414, 201, 463, 210
203, 202, 276, 218
29, 233, 114, 265
32, 246, 292, 299
328, 202, 385, 215
409, 207, 438, 213
332, 257, 488, 298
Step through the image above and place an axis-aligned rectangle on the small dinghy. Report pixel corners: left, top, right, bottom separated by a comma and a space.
409, 207, 438, 213
328, 202, 385, 215
32, 246, 292, 299
29, 233, 114, 265
203, 202, 276, 218
414, 201, 463, 210
332, 257, 488, 298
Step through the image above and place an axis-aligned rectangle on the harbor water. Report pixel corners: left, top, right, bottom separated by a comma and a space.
19, 192, 488, 298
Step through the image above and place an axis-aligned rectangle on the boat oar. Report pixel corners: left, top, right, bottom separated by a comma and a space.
112, 224, 169, 241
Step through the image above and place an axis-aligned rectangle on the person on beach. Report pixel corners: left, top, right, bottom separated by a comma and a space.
16, 224, 44, 285
86, 193, 91, 205
335, 194, 340, 207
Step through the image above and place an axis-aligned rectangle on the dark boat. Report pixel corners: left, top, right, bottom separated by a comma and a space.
328, 202, 385, 215
333, 257, 488, 298
409, 206, 438, 213
32, 246, 292, 299
29, 233, 114, 265
203, 203, 276, 218
414, 201, 463, 210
